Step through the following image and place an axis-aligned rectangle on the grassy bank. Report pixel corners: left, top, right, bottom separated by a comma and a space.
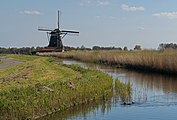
0, 55, 131, 119
37, 49, 177, 75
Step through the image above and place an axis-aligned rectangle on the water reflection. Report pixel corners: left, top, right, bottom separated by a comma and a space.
118, 70, 177, 94
111, 69, 177, 106
38, 96, 118, 120
62, 59, 177, 106
41, 59, 177, 120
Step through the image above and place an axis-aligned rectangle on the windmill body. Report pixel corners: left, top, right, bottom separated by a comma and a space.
48, 29, 63, 48
36, 11, 79, 52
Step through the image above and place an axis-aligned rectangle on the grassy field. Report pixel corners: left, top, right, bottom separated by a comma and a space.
38, 49, 177, 75
0, 55, 131, 119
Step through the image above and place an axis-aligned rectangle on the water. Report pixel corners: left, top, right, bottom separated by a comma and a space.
41, 59, 177, 120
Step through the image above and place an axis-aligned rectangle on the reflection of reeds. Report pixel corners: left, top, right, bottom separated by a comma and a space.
133, 88, 148, 103
115, 80, 132, 103
38, 49, 177, 74
41, 98, 112, 120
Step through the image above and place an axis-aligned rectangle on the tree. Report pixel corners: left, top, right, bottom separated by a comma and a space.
80, 45, 85, 50
123, 46, 128, 51
158, 43, 177, 50
134, 45, 141, 50
92, 46, 101, 50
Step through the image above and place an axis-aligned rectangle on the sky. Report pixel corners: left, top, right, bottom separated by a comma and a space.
1, 0, 177, 49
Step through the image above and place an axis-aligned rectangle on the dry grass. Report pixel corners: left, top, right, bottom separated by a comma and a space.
38, 49, 177, 74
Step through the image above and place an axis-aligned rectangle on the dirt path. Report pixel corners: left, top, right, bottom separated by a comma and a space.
0, 58, 22, 68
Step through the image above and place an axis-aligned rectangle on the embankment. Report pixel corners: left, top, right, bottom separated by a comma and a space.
37, 49, 177, 75
0, 55, 131, 119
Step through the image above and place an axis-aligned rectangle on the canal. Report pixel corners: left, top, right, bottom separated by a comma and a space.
41, 59, 177, 120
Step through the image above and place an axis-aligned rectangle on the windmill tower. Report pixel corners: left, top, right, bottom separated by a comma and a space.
37, 10, 79, 52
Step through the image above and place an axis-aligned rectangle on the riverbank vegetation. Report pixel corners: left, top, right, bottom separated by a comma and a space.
37, 49, 177, 75
0, 55, 131, 119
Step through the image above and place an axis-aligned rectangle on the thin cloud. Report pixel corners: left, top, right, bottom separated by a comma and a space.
138, 27, 145, 30
79, 0, 110, 7
98, 1, 110, 6
19, 10, 42, 15
152, 12, 177, 19
109, 16, 116, 19
79, 0, 91, 6
95, 15, 116, 19
121, 4, 144, 12
95, 15, 101, 19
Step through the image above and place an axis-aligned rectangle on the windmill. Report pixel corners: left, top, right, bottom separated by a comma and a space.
37, 10, 79, 52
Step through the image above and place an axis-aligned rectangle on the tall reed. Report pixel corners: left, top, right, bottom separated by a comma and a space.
38, 49, 177, 74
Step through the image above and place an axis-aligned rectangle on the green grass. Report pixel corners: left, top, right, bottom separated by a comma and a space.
0, 55, 130, 119
3, 54, 40, 61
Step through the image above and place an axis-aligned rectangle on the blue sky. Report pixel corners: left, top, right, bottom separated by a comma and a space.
1, 0, 177, 49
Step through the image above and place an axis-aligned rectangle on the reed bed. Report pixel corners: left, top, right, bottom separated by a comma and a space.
38, 49, 177, 74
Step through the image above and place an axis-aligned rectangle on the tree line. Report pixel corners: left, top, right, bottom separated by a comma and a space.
0, 43, 176, 54
158, 43, 177, 50
0, 47, 36, 55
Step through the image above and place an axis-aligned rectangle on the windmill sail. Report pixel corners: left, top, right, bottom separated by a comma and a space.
38, 28, 53, 31
61, 30, 79, 34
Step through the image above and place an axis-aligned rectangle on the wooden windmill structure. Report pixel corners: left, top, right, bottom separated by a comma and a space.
37, 10, 79, 52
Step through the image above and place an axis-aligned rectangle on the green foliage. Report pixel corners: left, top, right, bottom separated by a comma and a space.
159, 43, 177, 50
4, 54, 39, 61
123, 46, 128, 51
134, 45, 142, 50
